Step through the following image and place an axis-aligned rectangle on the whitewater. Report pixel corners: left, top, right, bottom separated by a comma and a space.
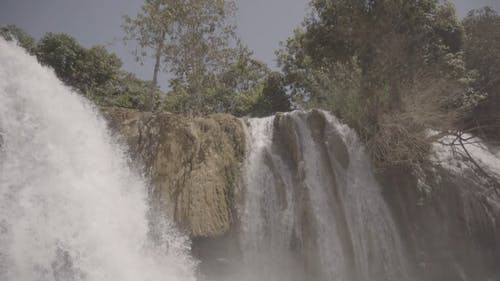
236, 112, 411, 281
7, 34, 494, 281
0, 39, 196, 281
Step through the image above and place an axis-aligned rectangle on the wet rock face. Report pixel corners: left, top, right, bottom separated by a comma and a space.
379, 166, 500, 281
271, 111, 354, 279
101, 108, 500, 281
102, 108, 245, 238
236, 110, 411, 281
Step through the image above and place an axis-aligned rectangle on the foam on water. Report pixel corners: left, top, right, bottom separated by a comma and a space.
238, 111, 411, 281
0, 39, 196, 281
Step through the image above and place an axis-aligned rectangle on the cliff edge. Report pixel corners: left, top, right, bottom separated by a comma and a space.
102, 107, 245, 238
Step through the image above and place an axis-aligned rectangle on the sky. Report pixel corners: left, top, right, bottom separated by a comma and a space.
1, 0, 499, 87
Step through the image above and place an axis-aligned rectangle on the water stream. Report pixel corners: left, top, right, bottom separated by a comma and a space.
0, 38, 417, 281
0, 39, 196, 281
238, 111, 411, 281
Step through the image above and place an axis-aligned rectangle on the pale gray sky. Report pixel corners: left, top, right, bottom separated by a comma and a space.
1, 0, 498, 86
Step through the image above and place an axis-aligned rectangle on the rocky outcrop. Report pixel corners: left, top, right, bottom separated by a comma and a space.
102, 108, 245, 238
270, 111, 356, 281
101, 108, 499, 280
379, 163, 500, 281
267, 111, 500, 281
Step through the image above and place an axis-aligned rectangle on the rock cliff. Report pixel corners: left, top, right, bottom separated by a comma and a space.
380, 158, 500, 280
101, 108, 499, 280
102, 107, 245, 238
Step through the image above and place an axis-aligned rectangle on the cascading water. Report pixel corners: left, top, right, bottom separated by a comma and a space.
239, 111, 412, 281
0, 39, 196, 281
7, 33, 492, 281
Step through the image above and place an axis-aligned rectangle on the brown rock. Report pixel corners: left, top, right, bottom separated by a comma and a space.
101, 107, 245, 238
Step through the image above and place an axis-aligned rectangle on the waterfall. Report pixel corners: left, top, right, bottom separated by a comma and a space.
239, 111, 411, 281
0, 39, 196, 281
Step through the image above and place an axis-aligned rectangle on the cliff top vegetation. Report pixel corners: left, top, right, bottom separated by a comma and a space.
2, 0, 499, 171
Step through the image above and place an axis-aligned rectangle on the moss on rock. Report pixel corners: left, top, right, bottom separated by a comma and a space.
102, 107, 245, 238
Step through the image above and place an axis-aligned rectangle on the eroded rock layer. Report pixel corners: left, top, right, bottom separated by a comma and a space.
102, 108, 245, 238
102, 108, 499, 281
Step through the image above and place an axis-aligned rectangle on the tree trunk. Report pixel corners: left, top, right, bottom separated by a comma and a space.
149, 30, 166, 111
152, 30, 166, 87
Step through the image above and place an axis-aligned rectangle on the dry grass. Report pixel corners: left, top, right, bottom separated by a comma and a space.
367, 71, 464, 170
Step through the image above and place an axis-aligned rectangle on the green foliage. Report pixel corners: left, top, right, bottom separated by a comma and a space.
124, 0, 280, 116
101, 73, 161, 110
81, 46, 123, 93
36, 33, 122, 96
230, 84, 265, 117
461, 7, 500, 139
1, 15, 291, 117
36, 33, 87, 88
123, 0, 239, 86
0, 26, 160, 112
302, 0, 463, 65
0, 25, 37, 54
161, 84, 194, 114
122, 0, 173, 86
161, 45, 278, 116
162, 67, 292, 117
279, 0, 468, 168
464, 7, 500, 91
36, 32, 157, 111
252, 72, 291, 117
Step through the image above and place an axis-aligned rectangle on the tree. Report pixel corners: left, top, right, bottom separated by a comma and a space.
103, 72, 161, 110
122, 0, 174, 87
285, 0, 463, 113
461, 7, 500, 140
123, 0, 251, 115
279, 0, 467, 168
0, 25, 37, 54
252, 72, 291, 117
0, 27, 156, 111
36, 33, 123, 97
82, 46, 124, 93
36, 33, 87, 89
162, 46, 274, 116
